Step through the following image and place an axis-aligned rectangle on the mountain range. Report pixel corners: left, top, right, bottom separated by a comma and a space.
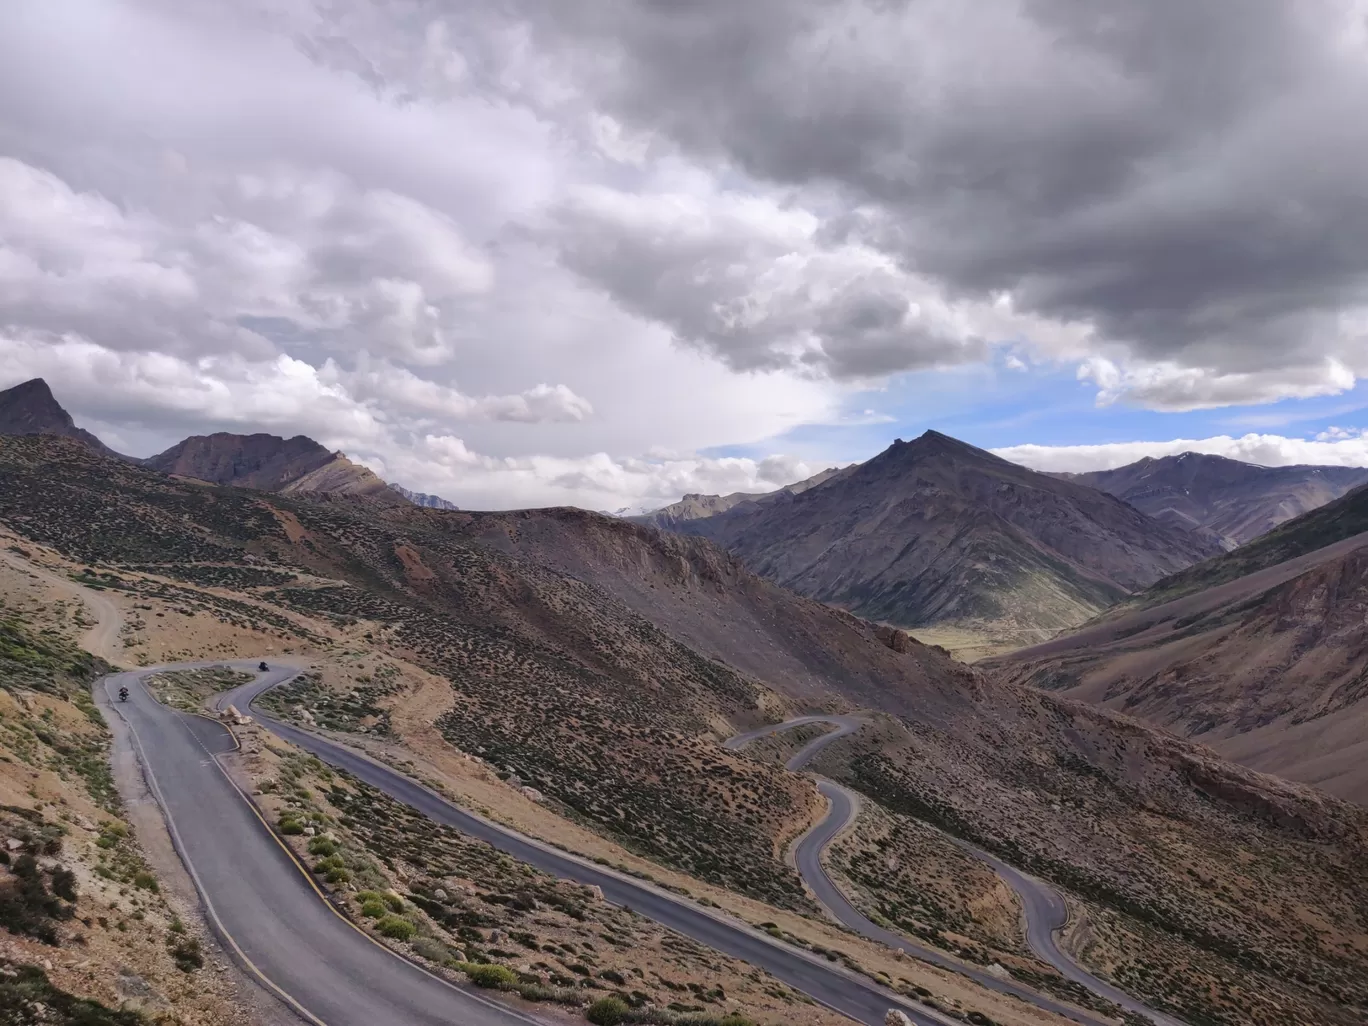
661, 431, 1223, 642
5, 378, 1368, 1023
0, 377, 453, 509
1054, 451, 1368, 548
2, 430, 1365, 1025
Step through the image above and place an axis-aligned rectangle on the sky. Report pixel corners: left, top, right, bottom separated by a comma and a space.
2, 1, 1368, 511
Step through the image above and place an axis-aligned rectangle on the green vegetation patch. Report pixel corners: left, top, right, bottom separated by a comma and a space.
0, 960, 145, 1025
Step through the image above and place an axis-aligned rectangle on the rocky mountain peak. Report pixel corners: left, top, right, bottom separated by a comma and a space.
145, 431, 402, 502
0, 377, 122, 457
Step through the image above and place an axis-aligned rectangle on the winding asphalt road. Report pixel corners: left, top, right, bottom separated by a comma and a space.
104, 662, 545, 1026
110, 661, 969, 1026
727, 718, 1188, 1026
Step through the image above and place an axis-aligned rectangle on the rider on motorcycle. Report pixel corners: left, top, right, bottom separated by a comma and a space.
117, 686, 129, 702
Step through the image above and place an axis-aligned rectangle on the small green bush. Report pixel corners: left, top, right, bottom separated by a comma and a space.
169, 936, 204, 972
132, 871, 158, 892
516, 982, 582, 1005
586, 996, 630, 1026
360, 899, 386, 918
325, 867, 351, 884
307, 836, 339, 857
278, 817, 304, 836
375, 915, 416, 941
382, 892, 405, 912
410, 937, 453, 963
464, 963, 518, 989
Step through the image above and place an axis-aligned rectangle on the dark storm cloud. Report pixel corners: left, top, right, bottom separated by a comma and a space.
510, 0, 1368, 402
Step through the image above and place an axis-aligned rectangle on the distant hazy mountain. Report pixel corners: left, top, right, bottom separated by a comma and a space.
0, 378, 126, 459
1056, 452, 1368, 548
145, 432, 403, 502
632, 466, 850, 530
667, 430, 1222, 636
391, 484, 460, 510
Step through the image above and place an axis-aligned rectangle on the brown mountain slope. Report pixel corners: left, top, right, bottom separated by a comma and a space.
2, 434, 1366, 1026
145, 431, 403, 501
1118, 478, 1368, 613
1056, 452, 1368, 548
633, 465, 849, 529
670, 431, 1221, 638
0, 377, 125, 459
988, 481, 1368, 803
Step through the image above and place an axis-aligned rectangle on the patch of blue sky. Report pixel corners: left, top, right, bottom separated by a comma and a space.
704, 364, 1368, 465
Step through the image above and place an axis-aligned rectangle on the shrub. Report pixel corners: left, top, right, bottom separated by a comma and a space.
410, 937, 453, 964
360, 899, 386, 918
325, 867, 351, 884
49, 867, 78, 902
0, 856, 74, 945
586, 996, 630, 1026
278, 817, 304, 836
307, 836, 339, 857
382, 892, 405, 912
465, 963, 518, 989
169, 936, 204, 972
132, 871, 159, 892
375, 915, 416, 941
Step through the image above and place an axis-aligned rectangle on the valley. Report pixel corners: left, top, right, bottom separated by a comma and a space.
8, 9, 1368, 1026
2, 426, 1366, 1026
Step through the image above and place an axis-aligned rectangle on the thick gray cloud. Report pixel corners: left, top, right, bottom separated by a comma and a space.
504, 0, 1368, 406
5, 0, 1368, 512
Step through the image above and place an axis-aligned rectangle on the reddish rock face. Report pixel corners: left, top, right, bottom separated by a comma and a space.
145, 431, 403, 502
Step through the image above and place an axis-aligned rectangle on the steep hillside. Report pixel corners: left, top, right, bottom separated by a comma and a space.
0, 559, 256, 1026
989, 486, 1368, 803
1057, 452, 1368, 547
0, 378, 125, 459
671, 432, 1221, 639
424, 507, 979, 721
146, 432, 402, 502
634, 466, 848, 530
2, 434, 1365, 1026
1125, 479, 1368, 611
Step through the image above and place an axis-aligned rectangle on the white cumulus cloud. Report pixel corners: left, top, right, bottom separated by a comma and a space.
994, 431, 1368, 473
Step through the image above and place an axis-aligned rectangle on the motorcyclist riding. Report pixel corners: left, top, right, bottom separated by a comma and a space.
258, 661, 269, 672
117, 686, 129, 702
